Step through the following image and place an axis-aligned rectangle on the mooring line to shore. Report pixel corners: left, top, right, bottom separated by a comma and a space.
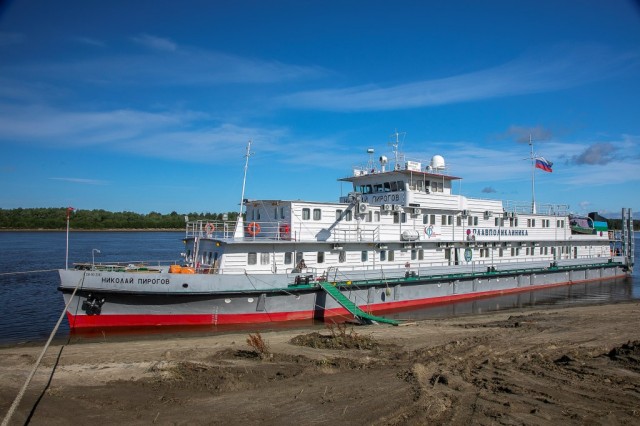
0, 269, 58, 276
1, 272, 86, 426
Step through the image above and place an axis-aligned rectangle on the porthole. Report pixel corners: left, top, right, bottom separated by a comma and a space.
224, 298, 231, 304
247, 298, 254, 303
182, 283, 189, 288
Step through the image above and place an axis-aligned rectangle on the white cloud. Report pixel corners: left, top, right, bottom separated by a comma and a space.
131, 34, 177, 52
49, 177, 108, 185
279, 45, 640, 111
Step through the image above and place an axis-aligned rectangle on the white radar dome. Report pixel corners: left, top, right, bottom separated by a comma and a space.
430, 155, 445, 170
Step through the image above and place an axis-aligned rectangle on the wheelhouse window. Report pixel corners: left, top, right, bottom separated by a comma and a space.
338, 250, 346, 263
345, 210, 352, 221
302, 208, 310, 220
284, 252, 293, 265
379, 250, 386, 261
260, 253, 270, 265
248, 252, 257, 265
388, 250, 395, 261
361, 251, 368, 262
313, 208, 321, 220
317, 252, 325, 263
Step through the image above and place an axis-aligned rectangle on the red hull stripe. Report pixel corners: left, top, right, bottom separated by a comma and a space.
66, 274, 627, 329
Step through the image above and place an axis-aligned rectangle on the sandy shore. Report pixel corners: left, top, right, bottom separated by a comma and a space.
1, 302, 639, 425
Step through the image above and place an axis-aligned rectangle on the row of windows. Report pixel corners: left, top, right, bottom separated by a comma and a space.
247, 249, 426, 265
357, 181, 406, 194
246, 245, 575, 266
293, 208, 567, 230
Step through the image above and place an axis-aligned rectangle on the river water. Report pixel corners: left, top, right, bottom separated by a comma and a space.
0, 231, 638, 345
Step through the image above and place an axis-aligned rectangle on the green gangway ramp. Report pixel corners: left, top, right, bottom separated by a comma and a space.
318, 282, 401, 326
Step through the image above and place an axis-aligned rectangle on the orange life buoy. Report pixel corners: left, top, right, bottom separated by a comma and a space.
279, 223, 290, 236
204, 223, 215, 234
247, 222, 261, 236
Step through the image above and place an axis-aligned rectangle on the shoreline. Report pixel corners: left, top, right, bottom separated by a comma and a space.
2, 301, 639, 424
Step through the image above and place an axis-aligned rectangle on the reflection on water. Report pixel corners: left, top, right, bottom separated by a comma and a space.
0, 232, 638, 345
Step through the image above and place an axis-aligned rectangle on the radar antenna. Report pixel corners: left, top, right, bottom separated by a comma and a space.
388, 129, 406, 171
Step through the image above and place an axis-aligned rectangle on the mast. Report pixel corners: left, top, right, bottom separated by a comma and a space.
235, 140, 253, 237
529, 134, 536, 214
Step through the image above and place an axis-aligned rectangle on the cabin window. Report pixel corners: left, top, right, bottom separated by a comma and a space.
495, 217, 499, 226
438, 182, 444, 192
390, 181, 398, 191
401, 212, 407, 223
361, 251, 368, 262
388, 250, 395, 261
295, 251, 304, 265
442, 215, 447, 225
274, 207, 278, 219
345, 210, 352, 221
514, 218, 519, 227
317, 252, 325, 263
280, 207, 286, 219
411, 249, 417, 260
336, 209, 342, 220
430, 214, 436, 225
423, 215, 429, 225
394, 212, 400, 224
431, 181, 437, 192
313, 208, 321, 220
284, 252, 293, 265
499, 248, 504, 257
248, 252, 257, 265
380, 250, 386, 261
418, 249, 424, 260
416, 180, 424, 191
374, 211, 380, 222
366, 211, 372, 222
457, 216, 462, 226
302, 208, 310, 220
338, 250, 346, 263
260, 253, 270, 265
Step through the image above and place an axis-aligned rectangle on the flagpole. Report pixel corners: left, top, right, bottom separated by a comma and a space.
65, 207, 74, 270
529, 134, 536, 214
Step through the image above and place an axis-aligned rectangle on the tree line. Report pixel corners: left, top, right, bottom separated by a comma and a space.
0, 208, 240, 230
0, 207, 636, 231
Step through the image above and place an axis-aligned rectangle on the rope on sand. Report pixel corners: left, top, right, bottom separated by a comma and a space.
1, 272, 85, 426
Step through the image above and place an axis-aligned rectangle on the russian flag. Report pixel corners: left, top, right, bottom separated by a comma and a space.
535, 157, 553, 173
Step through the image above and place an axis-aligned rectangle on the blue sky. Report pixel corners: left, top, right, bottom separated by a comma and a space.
1, 0, 639, 218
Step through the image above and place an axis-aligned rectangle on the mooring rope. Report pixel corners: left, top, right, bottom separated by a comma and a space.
1, 272, 86, 426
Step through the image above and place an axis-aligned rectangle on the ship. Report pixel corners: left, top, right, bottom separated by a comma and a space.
58, 135, 635, 329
